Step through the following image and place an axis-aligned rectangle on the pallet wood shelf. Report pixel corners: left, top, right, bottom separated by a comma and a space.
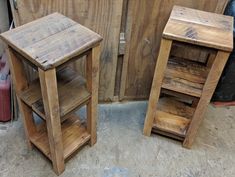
30, 114, 91, 160
162, 57, 209, 97
143, 6, 233, 148
19, 67, 91, 121
153, 97, 194, 138
0, 13, 102, 175
153, 111, 190, 138
166, 57, 209, 84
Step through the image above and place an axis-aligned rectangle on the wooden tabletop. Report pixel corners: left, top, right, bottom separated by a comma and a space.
0, 13, 102, 70
163, 6, 233, 52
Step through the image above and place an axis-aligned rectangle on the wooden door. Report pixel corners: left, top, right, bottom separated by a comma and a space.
10, 0, 124, 102
120, 0, 228, 100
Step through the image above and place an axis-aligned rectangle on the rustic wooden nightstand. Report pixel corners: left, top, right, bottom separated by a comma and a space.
0, 13, 102, 175
143, 6, 233, 148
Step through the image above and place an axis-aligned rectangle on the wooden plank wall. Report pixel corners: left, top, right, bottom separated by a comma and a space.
10, 0, 228, 102
10, 0, 123, 102
120, 0, 228, 100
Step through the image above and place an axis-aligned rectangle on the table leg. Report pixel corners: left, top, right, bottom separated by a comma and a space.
6, 47, 36, 149
143, 39, 172, 136
86, 45, 100, 146
183, 51, 230, 148
38, 68, 65, 175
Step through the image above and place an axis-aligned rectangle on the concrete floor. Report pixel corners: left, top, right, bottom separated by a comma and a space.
0, 101, 235, 177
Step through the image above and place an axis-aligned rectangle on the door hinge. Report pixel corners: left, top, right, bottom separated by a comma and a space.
119, 32, 126, 55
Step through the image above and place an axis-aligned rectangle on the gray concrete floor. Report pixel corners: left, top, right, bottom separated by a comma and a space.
0, 101, 235, 177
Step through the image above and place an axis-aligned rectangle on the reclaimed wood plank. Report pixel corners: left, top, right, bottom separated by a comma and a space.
19, 67, 91, 119
6, 47, 36, 149
86, 45, 100, 145
0, 13, 103, 70
153, 111, 190, 137
162, 77, 203, 98
30, 114, 90, 160
157, 98, 195, 119
163, 6, 233, 52
9, 0, 123, 101
120, 0, 229, 100
143, 39, 172, 136
183, 51, 230, 148
166, 57, 209, 84
38, 68, 64, 175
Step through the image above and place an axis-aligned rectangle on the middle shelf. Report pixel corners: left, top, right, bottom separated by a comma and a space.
162, 57, 209, 98
19, 67, 91, 121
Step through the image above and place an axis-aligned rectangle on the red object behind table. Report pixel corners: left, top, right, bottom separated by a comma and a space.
0, 52, 11, 122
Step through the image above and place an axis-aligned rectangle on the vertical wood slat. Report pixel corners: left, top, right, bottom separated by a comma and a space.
120, 0, 229, 100
86, 45, 101, 145
38, 68, 65, 175
183, 51, 230, 148
6, 47, 36, 149
9, 0, 228, 101
9, 0, 123, 102
143, 39, 172, 136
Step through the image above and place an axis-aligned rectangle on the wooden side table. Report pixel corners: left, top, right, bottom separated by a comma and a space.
0, 13, 102, 175
143, 6, 233, 148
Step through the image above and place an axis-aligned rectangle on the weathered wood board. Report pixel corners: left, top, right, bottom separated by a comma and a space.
120, 0, 228, 100
9, 0, 228, 101
10, 0, 123, 101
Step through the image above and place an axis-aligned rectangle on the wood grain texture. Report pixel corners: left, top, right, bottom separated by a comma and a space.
30, 114, 90, 160
157, 98, 195, 119
143, 39, 172, 136
6, 47, 36, 149
183, 51, 230, 148
9, 0, 123, 101
162, 57, 209, 97
38, 68, 65, 175
19, 67, 91, 119
165, 57, 209, 84
163, 6, 233, 52
86, 45, 100, 145
153, 110, 190, 138
120, 0, 229, 100
0, 13, 103, 70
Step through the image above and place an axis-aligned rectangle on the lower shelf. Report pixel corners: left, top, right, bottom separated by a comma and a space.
30, 114, 91, 160
152, 97, 194, 139
153, 110, 190, 138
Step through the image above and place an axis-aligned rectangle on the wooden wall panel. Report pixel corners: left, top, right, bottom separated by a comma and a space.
10, 0, 123, 101
10, 0, 228, 101
120, 0, 229, 100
